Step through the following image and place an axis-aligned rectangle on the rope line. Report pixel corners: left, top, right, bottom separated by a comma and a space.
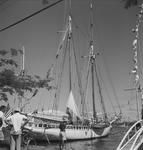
0, 0, 64, 33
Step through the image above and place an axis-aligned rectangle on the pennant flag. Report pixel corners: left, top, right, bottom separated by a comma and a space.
140, 9, 143, 14
132, 39, 137, 47
132, 28, 136, 33
4, 108, 13, 118
133, 54, 137, 63
133, 57, 137, 64
133, 45, 137, 50
134, 65, 138, 70
131, 68, 137, 74
136, 24, 139, 31
138, 14, 142, 19
135, 74, 139, 82
134, 50, 137, 57
141, 93, 143, 99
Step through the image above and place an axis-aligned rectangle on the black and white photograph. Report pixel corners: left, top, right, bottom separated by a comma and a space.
0, 0, 142, 150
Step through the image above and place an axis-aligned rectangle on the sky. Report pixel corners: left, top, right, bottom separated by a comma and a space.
0, 0, 141, 121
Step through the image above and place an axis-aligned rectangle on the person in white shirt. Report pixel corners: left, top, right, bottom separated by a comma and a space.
6, 108, 28, 150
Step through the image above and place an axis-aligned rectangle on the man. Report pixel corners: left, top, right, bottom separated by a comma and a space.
0, 105, 6, 141
6, 108, 28, 150
66, 107, 73, 124
59, 117, 67, 150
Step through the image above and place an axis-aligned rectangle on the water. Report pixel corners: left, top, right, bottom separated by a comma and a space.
25, 126, 128, 150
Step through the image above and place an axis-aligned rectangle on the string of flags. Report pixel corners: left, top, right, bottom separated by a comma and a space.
131, 3, 143, 85
131, 3, 143, 104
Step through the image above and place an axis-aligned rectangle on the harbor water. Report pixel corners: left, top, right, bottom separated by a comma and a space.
21, 126, 129, 150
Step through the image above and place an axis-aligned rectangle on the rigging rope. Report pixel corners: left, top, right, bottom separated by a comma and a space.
52, 30, 68, 111
101, 53, 122, 115
94, 61, 108, 121
98, 67, 117, 115
71, 33, 87, 117
82, 57, 90, 117
0, 0, 64, 33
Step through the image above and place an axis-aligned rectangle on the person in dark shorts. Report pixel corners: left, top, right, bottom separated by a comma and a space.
59, 117, 67, 150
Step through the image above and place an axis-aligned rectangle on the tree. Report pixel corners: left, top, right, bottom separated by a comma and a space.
123, 0, 138, 8
0, 48, 53, 105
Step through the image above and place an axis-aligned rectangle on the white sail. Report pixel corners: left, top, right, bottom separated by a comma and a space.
66, 91, 81, 119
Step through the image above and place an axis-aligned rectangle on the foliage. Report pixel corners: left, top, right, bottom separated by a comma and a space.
0, 49, 53, 102
123, 0, 138, 8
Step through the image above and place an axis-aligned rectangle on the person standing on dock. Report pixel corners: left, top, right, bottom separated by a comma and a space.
0, 105, 6, 141
59, 117, 67, 150
6, 107, 28, 150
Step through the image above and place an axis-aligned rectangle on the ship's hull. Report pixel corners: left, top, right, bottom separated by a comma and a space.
24, 124, 112, 142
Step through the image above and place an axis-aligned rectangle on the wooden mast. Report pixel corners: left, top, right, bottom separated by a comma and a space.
68, 14, 72, 92
89, 0, 97, 122
89, 0, 108, 122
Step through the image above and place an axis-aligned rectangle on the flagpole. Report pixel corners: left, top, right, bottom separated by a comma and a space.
18, 46, 25, 110
22, 46, 25, 74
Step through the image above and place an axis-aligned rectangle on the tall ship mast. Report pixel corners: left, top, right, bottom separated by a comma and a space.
82, 0, 109, 124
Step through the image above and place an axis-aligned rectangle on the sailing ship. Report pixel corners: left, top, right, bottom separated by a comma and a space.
24, 90, 111, 142
23, 0, 118, 143
116, 3, 143, 150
